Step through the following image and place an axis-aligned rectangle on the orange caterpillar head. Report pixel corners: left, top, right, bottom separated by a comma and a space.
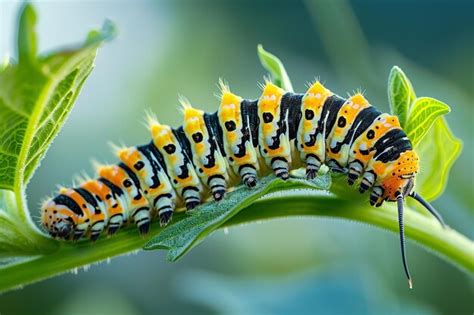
382, 150, 420, 201
41, 195, 80, 239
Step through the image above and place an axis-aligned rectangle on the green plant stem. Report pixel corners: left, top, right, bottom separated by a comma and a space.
0, 190, 472, 293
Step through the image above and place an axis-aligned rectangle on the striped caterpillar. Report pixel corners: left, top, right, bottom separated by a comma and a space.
41, 79, 445, 287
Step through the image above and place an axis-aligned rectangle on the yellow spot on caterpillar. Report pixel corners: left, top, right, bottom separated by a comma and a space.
219, 86, 242, 126
304, 81, 331, 110
150, 122, 174, 148
259, 82, 284, 116
350, 93, 369, 106
306, 81, 329, 97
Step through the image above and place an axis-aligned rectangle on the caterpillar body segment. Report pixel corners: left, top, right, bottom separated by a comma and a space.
181, 100, 229, 201
346, 113, 396, 185
149, 120, 203, 211
258, 82, 293, 180
325, 93, 371, 170
98, 164, 152, 234
96, 177, 129, 234
77, 180, 110, 240
40, 75, 445, 288
218, 85, 260, 187
117, 144, 177, 226
80, 178, 128, 236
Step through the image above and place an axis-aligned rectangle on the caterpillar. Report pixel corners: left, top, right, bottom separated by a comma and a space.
41, 79, 446, 287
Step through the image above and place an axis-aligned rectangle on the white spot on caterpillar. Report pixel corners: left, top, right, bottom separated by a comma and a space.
232, 145, 240, 155
266, 137, 273, 146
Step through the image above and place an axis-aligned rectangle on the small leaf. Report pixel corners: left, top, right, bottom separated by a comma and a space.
86, 19, 117, 46
144, 174, 331, 261
405, 97, 450, 147
17, 3, 37, 65
387, 66, 416, 128
257, 44, 294, 92
414, 118, 462, 201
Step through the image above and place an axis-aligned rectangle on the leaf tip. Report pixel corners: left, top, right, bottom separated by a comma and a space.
86, 19, 117, 46
143, 239, 168, 251
17, 1, 38, 64
256, 44, 293, 92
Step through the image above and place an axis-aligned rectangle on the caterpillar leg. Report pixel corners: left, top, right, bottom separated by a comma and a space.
208, 175, 227, 201
73, 225, 88, 241
271, 157, 290, 180
370, 185, 385, 207
359, 170, 376, 194
182, 186, 201, 210
305, 154, 322, 180
132, 207, 152, 234
154, 193, 174, 226
347, 160, 364, 185
238, 164, 258, 188
107, 213, 125, 235
90, 221, 105, 241
327, 160, 347, 174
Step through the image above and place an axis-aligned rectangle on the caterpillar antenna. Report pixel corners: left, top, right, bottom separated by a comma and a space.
397, 195, 413, 289
408, 192, 446, 228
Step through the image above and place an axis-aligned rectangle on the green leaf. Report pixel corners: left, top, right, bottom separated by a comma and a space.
386, 67, 460, 201
0, 3, 114, 256
17, 3, 38, 65
405, 97, 450, 147
387, 66, 416, 128
143, 174, 331, 261
414, 118, 462, 201
0, 7, 115, 192
257, 44, 294, 92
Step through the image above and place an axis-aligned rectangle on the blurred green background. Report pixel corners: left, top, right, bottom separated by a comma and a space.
0, 0, 473, 314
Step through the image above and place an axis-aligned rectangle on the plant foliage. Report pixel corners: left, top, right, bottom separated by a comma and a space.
0, 3, 115, 256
